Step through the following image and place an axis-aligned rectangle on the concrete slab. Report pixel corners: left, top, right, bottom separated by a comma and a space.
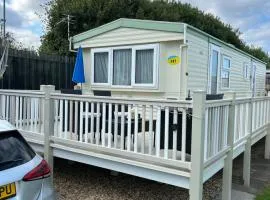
229, 138, 270, 200
231, 189, 255, 200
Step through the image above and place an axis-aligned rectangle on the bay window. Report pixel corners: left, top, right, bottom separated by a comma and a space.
91, 44, 158, 88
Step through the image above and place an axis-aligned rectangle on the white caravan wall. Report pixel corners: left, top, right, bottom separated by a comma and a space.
186, 28, 266, 98
81, 41, 183, 100
75, 27, 184, 48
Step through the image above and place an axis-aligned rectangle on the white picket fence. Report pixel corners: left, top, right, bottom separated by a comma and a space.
51, 93, 192, 164
0, 86, 270, 200
0, 90, 44, 133
0, 88, 193, 170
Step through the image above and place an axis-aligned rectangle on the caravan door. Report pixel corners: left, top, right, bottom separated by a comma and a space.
251, 64, 256, 97
208, 44, 220, 94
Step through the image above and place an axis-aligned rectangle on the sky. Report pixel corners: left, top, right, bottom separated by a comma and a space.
0, 0, 269, 54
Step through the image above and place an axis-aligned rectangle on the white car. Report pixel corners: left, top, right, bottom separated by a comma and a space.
0, 120, 56, 200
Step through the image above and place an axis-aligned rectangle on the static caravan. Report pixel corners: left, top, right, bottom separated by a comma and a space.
71, 18, 266, 100
2, 19, 270, 200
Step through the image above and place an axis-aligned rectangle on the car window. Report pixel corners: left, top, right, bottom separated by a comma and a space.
0, 130, 35, 171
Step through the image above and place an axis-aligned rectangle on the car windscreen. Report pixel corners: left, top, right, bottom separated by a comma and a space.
0, 130, 36, 171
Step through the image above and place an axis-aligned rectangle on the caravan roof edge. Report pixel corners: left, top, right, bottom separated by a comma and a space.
71, 18, 266, 65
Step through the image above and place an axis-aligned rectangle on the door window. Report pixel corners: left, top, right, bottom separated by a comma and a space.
210, 47, 219, 94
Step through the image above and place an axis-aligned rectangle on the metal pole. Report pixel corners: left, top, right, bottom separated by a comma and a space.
67, 15, 70, 40
3, 0, 5, 39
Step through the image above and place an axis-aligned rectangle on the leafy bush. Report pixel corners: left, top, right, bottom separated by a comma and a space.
256, 187, 270, 200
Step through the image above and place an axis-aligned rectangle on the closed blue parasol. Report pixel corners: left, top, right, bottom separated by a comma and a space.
72, 47, 85, 83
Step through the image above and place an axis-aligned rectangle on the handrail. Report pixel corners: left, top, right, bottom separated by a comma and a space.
205, 99, 232, 107
0, 90, 45, 97
51, 93, 193, 108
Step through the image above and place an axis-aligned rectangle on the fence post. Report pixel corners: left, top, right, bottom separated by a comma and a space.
265, 125, 270, 159
40, 85, 55, 172
265, 98, 270, 160
243, 97, 253, 187
10, 96, 16, 125
222, 93, 236, 200
189, 91, 206, 200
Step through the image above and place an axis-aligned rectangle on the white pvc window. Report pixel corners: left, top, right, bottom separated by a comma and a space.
113, 49, 132, 86
93, 52, 109, 84
91, 44, 158, 88
135, 49, 154, 84
221, 56, 231, 88
91, 48, 111, 86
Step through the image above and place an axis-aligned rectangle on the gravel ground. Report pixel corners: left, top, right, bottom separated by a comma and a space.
54, 158, 222, 200
53, 134, 267, 200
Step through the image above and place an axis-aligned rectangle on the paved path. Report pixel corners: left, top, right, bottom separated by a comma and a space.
232, 189, 255, 200
230, 138, 270, 200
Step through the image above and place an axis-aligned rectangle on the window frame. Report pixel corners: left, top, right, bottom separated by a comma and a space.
111, 45, 133, 88
91, 48, 111, 86
91, 43, 159, 89
132, 44, 158, 88
220, 55, 231, 89
208, 44, 221, 94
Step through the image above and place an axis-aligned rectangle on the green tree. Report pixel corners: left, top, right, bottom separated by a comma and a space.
39, 0, 270, 68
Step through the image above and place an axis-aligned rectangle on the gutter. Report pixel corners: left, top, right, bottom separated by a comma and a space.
179, 24, 188, 100
69, 37, 77, 53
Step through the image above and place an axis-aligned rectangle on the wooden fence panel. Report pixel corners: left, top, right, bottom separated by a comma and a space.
0, 48, 75, 90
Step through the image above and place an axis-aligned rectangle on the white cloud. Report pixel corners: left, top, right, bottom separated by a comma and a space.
0, 0, 49, 49
241, 22, 270, 50
7, 0, 45, 24
7, 26, 41, 49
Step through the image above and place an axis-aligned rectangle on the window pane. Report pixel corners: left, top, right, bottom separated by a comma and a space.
113, 49, 132, 85
211, 50, 219, 94
223, 57, 230, 69
94, 52, 108, 83
135, 49, 154, 84
0, 130, 35, 171
221, 70, 229, 88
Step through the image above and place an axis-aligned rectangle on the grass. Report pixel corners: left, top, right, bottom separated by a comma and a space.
256, 186, 270, 200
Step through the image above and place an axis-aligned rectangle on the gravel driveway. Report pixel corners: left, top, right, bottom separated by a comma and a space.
54, 158, 222, 200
